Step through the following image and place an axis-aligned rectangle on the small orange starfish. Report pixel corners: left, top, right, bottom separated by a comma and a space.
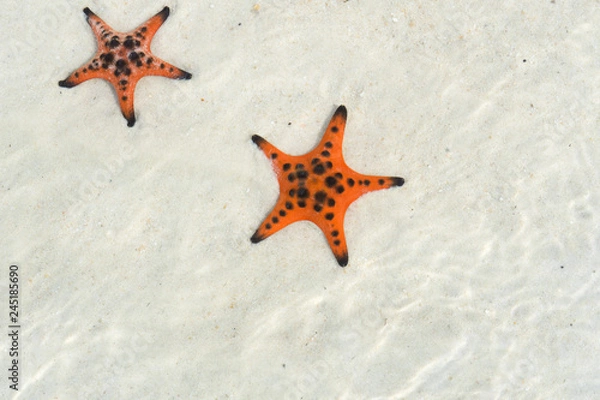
58, 7, 192, 127
251, 105, 405, 267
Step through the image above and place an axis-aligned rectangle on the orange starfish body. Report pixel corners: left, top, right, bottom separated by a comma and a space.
58, 7, 192, 127
251, 105, 405, 267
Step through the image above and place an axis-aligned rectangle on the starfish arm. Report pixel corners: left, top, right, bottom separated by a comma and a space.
250, 197, 307, 243
142, 57, 193, 80
342, 171, 405, 205
115, 76, 139, 127
83, 7, 116, 40
58, 64, 98, 88
251, 135, 285, 174
316, 105, 347, 151
134, 7, 170, 42
314, 211, 349, 267
361, 175, 405, 190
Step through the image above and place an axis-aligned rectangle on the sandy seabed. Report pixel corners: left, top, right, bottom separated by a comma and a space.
1, 0, 599, 398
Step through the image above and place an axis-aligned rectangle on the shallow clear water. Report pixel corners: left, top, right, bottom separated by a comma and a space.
1, 1, 599, 398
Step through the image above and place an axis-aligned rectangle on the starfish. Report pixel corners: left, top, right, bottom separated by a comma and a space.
58, 6, 192, 127
251, 105, 405, 267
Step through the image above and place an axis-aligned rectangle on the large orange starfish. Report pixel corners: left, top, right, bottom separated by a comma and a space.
251, 105, 405, 267
58, 7, 192, 127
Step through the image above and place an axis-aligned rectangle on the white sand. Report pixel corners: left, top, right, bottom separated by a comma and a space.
1, 0, 599, 398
